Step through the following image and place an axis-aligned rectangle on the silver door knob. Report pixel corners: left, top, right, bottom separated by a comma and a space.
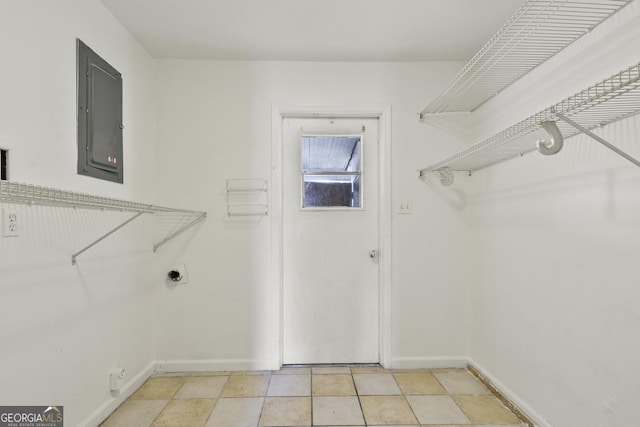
369, 250, 378, 259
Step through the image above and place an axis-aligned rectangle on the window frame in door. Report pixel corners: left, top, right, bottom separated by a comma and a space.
299, 133, 366, 211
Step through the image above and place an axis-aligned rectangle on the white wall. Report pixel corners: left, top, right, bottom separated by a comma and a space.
463, 2, 640, 426
0, 1, 157, 426
153, 60, 472, 370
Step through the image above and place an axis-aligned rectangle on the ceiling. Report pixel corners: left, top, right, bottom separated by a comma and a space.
100, 0, 524, 61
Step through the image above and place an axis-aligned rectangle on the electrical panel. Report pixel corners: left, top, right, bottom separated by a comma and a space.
77, 39, 123, 183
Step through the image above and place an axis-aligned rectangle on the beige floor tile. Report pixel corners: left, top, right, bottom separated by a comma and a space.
406, 395, 470, 425
175, 376, 228, 399
275, 367, 312, 375
394, 372, 447, 395
353, 374, 401, 395
267, 373, 311, 396
313, 374, 356, 396
151, 398, 216, 427
434, 371, 491, 395
359, 396, 418, 425
453, 395, 521, 424
205, 397, 264, 427
107, 365, 527, 427
131, 377, 187, 400
101, 400, 168, 427
313, 396, 365, 426
350, 366, 389, 374
221, 375, 269, 397
312, 366, 352, 374
259, 397, 311, 426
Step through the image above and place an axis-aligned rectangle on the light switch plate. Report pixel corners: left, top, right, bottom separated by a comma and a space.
399, 200, 412, 214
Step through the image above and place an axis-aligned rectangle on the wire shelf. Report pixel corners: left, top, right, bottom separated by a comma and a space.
225, 179, 269, 217
420, 62, 640, 176
0, 180, 207, 263
420, 0, 632, 118
0, 180, 203, 214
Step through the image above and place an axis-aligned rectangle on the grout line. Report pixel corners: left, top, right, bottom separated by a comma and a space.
467, 364, 534, 427
309, 371, 314, 426
351, 368, 368, 427
393, 371, 421, 426
253, 372, 271, 427
143, 376, 188, 426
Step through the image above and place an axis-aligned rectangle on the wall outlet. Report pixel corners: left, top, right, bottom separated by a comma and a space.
3, 208, 19, 237
399, 200, 413, 214
110, 368, 125, 392
167, 264, 189, 285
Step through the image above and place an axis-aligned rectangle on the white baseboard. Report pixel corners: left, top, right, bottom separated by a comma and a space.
391, 356, 469, 370
469, 359, 553, 427
155, 358, 275, 373
81, 361, 156, 427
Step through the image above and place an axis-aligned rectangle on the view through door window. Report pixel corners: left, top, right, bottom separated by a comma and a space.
301, 135, 362, 208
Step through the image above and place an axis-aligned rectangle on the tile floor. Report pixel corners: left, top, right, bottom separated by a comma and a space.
101, 366, 527, 427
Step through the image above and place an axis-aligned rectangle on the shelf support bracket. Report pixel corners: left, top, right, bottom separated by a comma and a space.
556, 113, 640, 168
71, 211, 145, 265
153, 212, 207, 252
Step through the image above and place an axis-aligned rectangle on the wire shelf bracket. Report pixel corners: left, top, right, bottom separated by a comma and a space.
556, 113, 640, 168
0, 180, 207, 265
419, 0, 632, 119
419, 62, 640, 185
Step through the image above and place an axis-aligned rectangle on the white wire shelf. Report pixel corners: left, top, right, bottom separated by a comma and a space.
0, 180, 207, 264
420, 62, 640, 179
225, 179, 269, 217
420, 0, 632, 118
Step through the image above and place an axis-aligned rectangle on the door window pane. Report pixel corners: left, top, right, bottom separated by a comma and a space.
301, 136, 362, 208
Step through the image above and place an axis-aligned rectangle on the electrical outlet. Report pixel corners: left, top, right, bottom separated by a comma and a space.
110, 368, 125, 392
399, 200, 413, 214
3, 208, 18, 237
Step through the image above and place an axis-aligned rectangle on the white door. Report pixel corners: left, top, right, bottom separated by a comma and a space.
282, 117, 379, 364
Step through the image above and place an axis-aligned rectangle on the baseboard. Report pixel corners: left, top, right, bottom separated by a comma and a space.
468, 359, 553, 427
155, 358, 275, 373
81, 361, 156, 427
391, 356, 469, 370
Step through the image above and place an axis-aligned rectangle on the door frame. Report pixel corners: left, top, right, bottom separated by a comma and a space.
270, 105, 392, 368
